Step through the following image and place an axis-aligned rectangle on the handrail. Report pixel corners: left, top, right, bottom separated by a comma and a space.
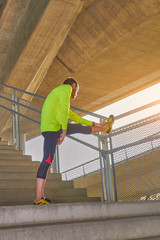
1, 82, 160, 122
0, 104, 40, 124
61, 157, 100, 175
96, 113, 160, 139
1, 97, 159, 155
0, 95, 41, 114
1, 82, 160, 153
0, 83, 108, 120
115, 99, 160, 120
0, 83, 45, 100
68, 130, 160, 156
62, 130, 160, 179
0, 89, 42, 108
0, 83, 159, 202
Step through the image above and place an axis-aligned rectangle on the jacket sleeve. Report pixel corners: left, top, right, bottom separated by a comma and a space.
59, 86, 72, 130
68, 109, 92, 126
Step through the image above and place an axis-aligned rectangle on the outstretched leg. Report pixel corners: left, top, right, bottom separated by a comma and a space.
66, 115, 115, 135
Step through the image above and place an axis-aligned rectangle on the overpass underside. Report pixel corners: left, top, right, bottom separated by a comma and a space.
0, 0, 160, 140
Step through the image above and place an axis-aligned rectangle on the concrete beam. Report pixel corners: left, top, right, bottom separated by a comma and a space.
0, 0, 50, 83
6, 0, 83, 101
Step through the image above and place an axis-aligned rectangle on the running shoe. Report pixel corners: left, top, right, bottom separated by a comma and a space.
104, 114, 115, 134
34, 197, 53, 205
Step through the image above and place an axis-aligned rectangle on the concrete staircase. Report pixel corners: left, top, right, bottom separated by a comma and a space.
0, 201, 160, 239
0, 140, 100, 205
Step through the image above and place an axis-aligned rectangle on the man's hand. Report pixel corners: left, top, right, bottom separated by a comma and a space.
57, 130, 67, 145
94, 123, 104, 129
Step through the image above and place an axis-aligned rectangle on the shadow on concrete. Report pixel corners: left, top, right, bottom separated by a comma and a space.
0, 0, 7, 18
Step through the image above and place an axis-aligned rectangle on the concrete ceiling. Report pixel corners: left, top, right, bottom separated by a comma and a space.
0, 0, 160, 141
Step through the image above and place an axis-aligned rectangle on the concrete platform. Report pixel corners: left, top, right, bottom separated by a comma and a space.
0, 201, 159, 240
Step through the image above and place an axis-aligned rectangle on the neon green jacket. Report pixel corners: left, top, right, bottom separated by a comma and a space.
40, 84, 92, 133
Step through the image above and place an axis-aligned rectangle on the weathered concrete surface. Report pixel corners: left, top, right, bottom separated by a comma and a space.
0, 139, 100, 205
0, 0, 50, 83
0, 201, 160, 240
0, 0, 160, 140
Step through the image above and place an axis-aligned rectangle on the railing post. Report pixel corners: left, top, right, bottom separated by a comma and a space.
98, 135, 107, 202
56, 145, 60, 173
82, 165, 86, 177
102, 153, 113, 202
100, 119, 114, 202
12, 94, 16, 146
51, 145, 60, 173
109, 135, 118, 201
12, 90, 20, 150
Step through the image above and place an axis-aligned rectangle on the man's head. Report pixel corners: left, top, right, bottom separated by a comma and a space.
63, 77, 79, 99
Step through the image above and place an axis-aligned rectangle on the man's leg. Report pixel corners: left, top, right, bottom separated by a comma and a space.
66, 115, 114, 135
36, 178, 46, 202
35, 131, 60, 204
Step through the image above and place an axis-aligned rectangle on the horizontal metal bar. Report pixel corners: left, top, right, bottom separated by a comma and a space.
0, 102, 159, 156
61, 157, 100, 174
97, 113, 160, 140
0, 90, 12, 97
0, 83, 45, 100
68, 132, 160, 155
115, 100, 160, 120
0, 104, 40, 124
71, 99, 160, 121
67, 135, 105, 154
62, 144, 160, 178
1, 83, 159, 123
18, 97, 42, 108
0, 95, 41, 114
0, 84, 108, 120
70, 106, 108, 120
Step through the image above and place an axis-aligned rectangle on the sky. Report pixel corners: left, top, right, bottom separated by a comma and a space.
25, 82, 160, 172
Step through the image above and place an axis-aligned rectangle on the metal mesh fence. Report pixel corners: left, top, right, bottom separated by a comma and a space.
0, 84, 159, 202
62, 113, 160, 201
112, 114, 160, 201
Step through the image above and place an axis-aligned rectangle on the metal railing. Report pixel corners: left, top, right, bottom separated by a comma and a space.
0, 82, 160, 202
0, 83, 116, 202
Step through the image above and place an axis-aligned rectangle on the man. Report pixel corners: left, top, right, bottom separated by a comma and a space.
34, 78, 114, 204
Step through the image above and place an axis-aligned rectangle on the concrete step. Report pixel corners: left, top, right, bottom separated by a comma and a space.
0, 141, 101, 206
0, 188, 99, 205
0, 188, 87, 200
0, 141, 9, 146
0, 201, 159, 239
0, 165, 40, 173
0, 171, 62, 180
0, 197, 101, 206
0, 145, 16, 150
0, 149, 23, 155
0, 159, 40, 166
0, 153, 31, 160
0, 179, 73, 189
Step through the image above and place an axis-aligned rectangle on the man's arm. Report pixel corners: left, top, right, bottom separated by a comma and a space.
59, 86, 72, 130
68, 109, 92, 126
68, 109, 105, 129
58, 86, 71, 145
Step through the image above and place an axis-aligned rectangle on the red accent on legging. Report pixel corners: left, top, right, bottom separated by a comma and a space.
45, 153, 51, 165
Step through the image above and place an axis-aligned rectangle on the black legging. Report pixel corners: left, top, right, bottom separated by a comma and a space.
37, 123, 91, 179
